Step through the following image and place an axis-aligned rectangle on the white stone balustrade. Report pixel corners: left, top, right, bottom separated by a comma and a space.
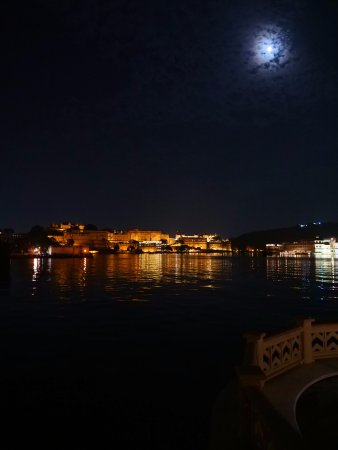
240, 319, 338, 388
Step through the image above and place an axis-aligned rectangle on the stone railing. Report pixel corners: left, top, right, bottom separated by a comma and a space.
239, 319, 338, 388
311, 321, 338, 359
236, 319, 338, 450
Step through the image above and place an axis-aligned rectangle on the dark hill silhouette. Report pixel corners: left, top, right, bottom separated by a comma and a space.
232, 222, 338, 251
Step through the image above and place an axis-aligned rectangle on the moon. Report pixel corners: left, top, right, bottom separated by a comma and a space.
250, 25, 291, 72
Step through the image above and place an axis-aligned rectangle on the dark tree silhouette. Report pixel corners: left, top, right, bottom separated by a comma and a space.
84, 224, 98, 231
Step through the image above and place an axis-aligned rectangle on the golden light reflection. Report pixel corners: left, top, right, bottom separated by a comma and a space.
48, 259, 88, 303
138, 254, 163, 280
172, 253, 232, 285
82, 257, 87, 283
79, 257, 87, 300
101, 253, 233, 300
32, 257, 41, 296
25, 254, 233, 303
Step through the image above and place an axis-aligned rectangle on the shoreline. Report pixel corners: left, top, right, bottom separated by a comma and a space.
9, 252, 338, 260
10, 254, 93, 259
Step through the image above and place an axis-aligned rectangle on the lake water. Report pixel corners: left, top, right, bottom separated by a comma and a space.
2, 254, 338, 449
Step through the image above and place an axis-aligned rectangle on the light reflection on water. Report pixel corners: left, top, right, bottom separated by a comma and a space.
12, 254, 234, 303
31, 257, 52, 296
266, 256, 338, 301
9, 254, 338, 312
7, 254, 338, 450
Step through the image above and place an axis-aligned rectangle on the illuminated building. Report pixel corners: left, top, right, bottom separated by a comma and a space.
138, 242, 163, 253
175, 234, 208, 250
47, 245, 89, 256
207, 239, 232, 252
128, 229, 169, 243
314, 238, 338, 258
50, 222, 85, 232
266, 241, 314, 256
48, 228, 170, 252
174, 234, 231, 252
49, 230, 111, 249
266, 243, 284, 255
48, 224, 230, 253
281, 241, 314, 256
267, 238, 338, 257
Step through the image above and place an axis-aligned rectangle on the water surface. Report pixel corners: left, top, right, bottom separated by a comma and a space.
2, 254, 338, 449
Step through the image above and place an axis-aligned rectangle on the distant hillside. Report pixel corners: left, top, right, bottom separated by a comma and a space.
232, 222, 338, 251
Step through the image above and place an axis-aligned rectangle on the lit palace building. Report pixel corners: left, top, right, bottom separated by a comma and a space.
49, 226, 169, 252
314, 238, 338, 258
48, 223, 231, 253
266, 238, 338, 258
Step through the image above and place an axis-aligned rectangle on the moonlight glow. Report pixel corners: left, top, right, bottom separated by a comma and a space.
251, 25, 291, 72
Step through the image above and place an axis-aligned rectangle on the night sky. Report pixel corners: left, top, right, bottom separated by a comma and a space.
2, 0, 338, 236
